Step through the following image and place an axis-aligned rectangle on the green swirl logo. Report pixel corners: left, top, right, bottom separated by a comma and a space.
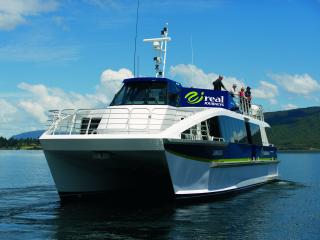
184, 91, 204, 104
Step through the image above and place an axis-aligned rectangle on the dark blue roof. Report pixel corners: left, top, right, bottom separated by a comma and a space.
123, 77, 181, 86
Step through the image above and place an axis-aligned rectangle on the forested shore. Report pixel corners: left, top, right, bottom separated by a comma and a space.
0, 137, 41, 150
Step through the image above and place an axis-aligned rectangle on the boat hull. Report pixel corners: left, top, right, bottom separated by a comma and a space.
165, 150, 278, 199
40, 138, 279, 200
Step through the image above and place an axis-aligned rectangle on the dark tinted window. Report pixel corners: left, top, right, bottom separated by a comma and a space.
110, 82, 167, 106
249, 123, 263, 145
207, 117, 221, 138
265, 127, 273, 144
218, 116, 248, 143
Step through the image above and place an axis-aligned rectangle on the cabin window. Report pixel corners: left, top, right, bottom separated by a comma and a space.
168, 83, 181, 107
218, 116, 248, 143
110, 82, 167, 106
181, 122, 209, 140
207, 117, 221, 139
111, 86, 126, 106
181, 124, 199, 140
181, 116, 249, 143
248, 123, 263, 145
265, 127, 273, 146
80, 117, 101, 134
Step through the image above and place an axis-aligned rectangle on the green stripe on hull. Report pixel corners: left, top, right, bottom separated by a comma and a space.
213, 158, 275, 163
166, 149, 276, 164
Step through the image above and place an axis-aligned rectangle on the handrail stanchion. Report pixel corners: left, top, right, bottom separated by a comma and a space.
52, 110, 61, 135
69, 110, 77, 135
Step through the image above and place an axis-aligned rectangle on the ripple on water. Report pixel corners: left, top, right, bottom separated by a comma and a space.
1, 152, 320, 240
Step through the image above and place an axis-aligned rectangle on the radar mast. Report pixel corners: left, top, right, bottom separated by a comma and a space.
143, 24, 171, 78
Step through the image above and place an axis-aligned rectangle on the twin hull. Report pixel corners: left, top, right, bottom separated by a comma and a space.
41, 137, 279, 199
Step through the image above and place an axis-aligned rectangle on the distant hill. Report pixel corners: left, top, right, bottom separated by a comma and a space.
264, 106, 320, 150
12, 130, 45, 140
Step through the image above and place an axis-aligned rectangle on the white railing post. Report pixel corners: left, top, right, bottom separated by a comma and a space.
69, 111, 77, 135
52, 110, 61, 135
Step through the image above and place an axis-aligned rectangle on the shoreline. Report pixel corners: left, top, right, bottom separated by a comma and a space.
0, 147, 42, 150
1, 148, 320, 153
278, 149, 320, 153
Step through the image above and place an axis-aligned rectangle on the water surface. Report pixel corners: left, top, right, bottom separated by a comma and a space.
0, 151, 319, 239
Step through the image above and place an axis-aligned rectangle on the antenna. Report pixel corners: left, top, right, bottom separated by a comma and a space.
191, 35, 194, 83
143, 23, 171, 78
133, 0, 140, 77
137, 56, 140, 77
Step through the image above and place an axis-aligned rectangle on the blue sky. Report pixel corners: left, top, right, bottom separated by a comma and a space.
0, 0, 319, 136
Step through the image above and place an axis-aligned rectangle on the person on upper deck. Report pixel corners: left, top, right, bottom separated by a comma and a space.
212, 75, 227, 91
245, 86, 252, 107
237, 87, 246, 113
239, 87, 245, 97
239, 87, 245, 103
230, 84, 238, 97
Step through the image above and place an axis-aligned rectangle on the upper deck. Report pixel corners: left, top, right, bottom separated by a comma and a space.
110, 77, 263, 118
44, 77, 264, 136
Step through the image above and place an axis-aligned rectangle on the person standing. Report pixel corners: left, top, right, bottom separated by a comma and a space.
230, 84, 238, 97
245, 86, 252, 108
212, 75, 227, 91
239, 87, 246, 113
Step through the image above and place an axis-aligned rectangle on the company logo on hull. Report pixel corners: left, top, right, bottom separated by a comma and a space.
184, 91, 225, 106
184, 91, 204, 104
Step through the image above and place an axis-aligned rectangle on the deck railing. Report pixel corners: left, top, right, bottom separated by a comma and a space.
46, 98, 265, 136
46, 107, 195, 135
234, 96, 264, 121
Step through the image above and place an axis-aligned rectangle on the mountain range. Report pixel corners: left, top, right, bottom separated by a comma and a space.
264, 106, 320, 150
12, 130, 45, 140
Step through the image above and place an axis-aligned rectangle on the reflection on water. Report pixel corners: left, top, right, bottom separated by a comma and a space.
0, 151, 320, 239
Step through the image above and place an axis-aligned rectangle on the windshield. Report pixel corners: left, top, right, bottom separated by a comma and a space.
110, 82, 167, 106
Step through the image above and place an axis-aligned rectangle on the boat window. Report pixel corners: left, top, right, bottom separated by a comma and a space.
80, 117, 101, 134
218, 116, 248, 144
207, 117, 221, 139
265, 127, 273, 144
110, 85, 126, 106
181, 124, 197, 140
248, 123, 263, 145
110, 82, 167, 106
168, 82, 181, 107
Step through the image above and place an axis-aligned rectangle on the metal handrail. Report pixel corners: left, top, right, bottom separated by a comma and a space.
46, 107, 194, 135
233, 96, 264, 121
45, 98, 265, 136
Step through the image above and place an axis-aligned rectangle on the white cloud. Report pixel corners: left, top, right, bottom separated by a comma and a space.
101, 68, 133, 83
17, 82, 100, 123
282, 103, 298, 110
19, 101, 47, 123
270, 73, 320, 95
170, 64, 245, 90
97, 68, 133, 102
0, 99, 20, 137
269, 98, 278, 105
16, 68, 133, 123
170, 64, 282, 105
0, 99, 17, 123
0, 0, 58, 30
252, 81, 278, 99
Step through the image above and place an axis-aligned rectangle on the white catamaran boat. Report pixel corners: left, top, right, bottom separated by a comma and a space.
40, 25, 279, 200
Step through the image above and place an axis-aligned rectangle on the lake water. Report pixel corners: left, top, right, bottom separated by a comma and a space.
0, 151, 319, 240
